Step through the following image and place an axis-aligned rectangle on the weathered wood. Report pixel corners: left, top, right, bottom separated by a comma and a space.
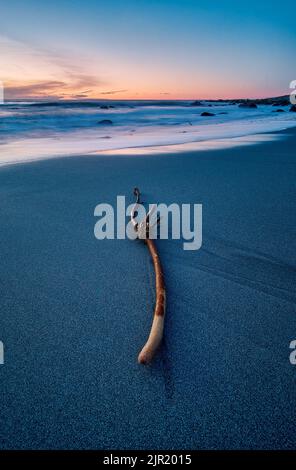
130, 188, 166, 365
138, 238, 166, 364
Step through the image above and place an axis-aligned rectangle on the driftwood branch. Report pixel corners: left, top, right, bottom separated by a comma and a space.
131, 188, 166, 365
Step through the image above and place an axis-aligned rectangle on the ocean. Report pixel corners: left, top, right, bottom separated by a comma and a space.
0, 100, 295, 165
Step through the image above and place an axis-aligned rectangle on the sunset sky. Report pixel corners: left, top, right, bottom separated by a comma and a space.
0, 0, 295, 100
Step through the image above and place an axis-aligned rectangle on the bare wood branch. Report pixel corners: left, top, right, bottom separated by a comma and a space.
131, 187, 140, 230
138, 238, 166, 364
130, 188, 167, 365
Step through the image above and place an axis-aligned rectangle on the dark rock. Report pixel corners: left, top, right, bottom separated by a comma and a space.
201, 112, 215, 116
273, 109, 285, 113
272, 99, 290, 106
97, 119, 113, 125
190, 100, 203, 106
238, 102, 257, 108
228, 96, 289, 106
100, 105, 115, 110
289, 105, 296, 112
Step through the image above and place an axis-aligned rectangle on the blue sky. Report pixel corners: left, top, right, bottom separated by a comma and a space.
0, 0, 294, 99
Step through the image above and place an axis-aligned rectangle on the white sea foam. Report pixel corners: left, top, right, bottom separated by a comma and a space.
0, 101, 295, 165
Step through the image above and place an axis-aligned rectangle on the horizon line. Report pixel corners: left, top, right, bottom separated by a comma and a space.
3, 94, 289, 103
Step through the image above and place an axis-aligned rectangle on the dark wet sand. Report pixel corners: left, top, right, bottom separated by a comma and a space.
0, 128, 296, 449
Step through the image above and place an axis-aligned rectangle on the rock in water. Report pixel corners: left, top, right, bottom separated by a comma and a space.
190, 100, 203, 106
272, 99, 289, 106
201, 112, 215, 116
273, 109, 285, 112
97, 119, 113, 125
238, 102, 258, 108
289, 105, 296, 112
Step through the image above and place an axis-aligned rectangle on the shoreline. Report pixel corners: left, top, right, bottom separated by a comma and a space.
0, 125, 295, 169
1, 100, 296, 167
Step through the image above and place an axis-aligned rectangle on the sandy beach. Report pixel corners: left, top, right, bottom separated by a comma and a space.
0, 127, 296, 450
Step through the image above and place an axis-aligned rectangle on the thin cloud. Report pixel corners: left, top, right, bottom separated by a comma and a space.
69, 93, 92, 99
5, 77, 100, 100
5, 81, 66, 100
100, 89, 128, 95
0, 35, 105, 100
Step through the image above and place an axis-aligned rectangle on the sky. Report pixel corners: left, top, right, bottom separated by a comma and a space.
0, 0, 295, 100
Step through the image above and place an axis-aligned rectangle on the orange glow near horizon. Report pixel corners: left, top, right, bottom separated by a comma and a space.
4, 78, 287, 101
0, 36, 288, 102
